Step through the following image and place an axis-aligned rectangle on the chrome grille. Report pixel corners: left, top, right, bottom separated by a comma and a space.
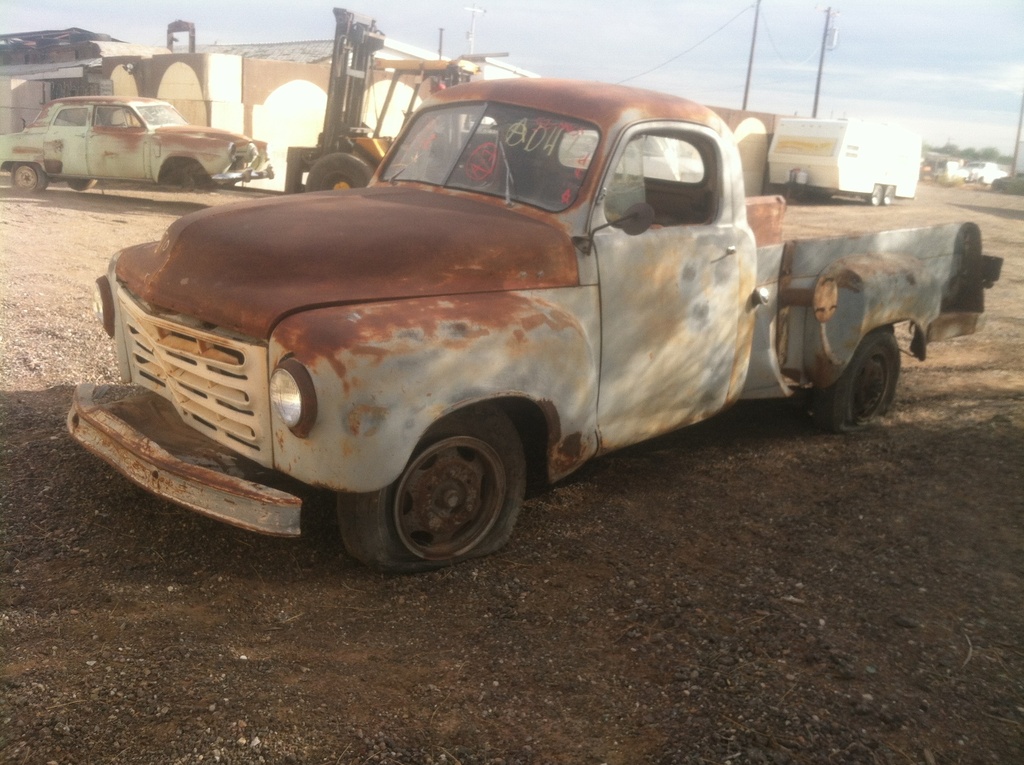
118, 288, 272, 465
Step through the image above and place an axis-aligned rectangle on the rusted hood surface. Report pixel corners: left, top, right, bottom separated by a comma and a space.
116, 186, 579, 338
154, 124, 266, 148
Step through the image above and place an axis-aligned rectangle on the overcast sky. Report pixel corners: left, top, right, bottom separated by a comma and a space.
7, 0, 1024, 154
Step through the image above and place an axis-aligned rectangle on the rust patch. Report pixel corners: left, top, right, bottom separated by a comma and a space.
347, 404, 388, 437
551, 432, 585, 477
274, 293, 560, 368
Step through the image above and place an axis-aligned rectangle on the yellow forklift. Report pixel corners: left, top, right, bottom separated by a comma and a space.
284, 8, 477, 193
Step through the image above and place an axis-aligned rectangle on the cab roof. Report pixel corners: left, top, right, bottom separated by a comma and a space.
429, 78, 726, 136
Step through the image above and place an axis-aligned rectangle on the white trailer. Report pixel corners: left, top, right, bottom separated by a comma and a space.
768, 118, 921, 206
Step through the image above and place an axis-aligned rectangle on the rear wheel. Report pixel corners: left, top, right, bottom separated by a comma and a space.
306, 152, 375, 191
337, 405, 526, 573
66, 178, 97, 192
813, 328, 901, 433
869, 184, 884, 206
11, 163, 49, 194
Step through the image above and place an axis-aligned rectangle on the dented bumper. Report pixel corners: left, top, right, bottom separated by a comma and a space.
67, 384, 302, 536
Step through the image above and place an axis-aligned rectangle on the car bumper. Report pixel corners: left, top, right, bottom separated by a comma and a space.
211, 165, 275, 183
67, 383, 302, 536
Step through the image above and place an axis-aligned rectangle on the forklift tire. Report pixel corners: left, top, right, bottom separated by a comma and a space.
306, 152, 375, 191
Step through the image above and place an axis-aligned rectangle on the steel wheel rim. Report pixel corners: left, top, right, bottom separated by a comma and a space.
851, 351, 890, 423
393, 436, 506, 560
13, 166, 36, 190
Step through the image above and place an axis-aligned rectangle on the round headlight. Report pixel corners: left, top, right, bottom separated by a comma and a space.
270, 358, 317, 437
93, 276, 115, 338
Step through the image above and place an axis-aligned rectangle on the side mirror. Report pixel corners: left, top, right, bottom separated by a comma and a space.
610, 202, 655, 236
573, 201, 656, 256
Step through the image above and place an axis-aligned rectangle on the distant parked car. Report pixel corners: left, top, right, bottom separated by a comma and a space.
963, 161, 1008, 185
0, 96, 273, 194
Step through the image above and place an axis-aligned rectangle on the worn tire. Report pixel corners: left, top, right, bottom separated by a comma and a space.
813, 328, 901, 433
306, 152, 374, 191
11, 163, 49, 194
66, 178, 97, 192
337, 405, 526, 573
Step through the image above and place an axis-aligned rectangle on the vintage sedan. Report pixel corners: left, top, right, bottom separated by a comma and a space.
0, 96, 273, 193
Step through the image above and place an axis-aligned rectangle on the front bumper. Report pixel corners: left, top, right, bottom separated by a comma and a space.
211, 165, 275, 183
67, 384, 302, 536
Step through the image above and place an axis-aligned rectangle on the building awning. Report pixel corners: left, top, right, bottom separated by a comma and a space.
0, 59, 101, 80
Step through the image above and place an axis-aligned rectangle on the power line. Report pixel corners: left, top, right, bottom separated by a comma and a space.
617, 4, 755, 85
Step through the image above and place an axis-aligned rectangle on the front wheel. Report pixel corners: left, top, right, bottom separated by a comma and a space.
337, 405, 526, 573
10, 163, 49, 194
813, 328, 901, 433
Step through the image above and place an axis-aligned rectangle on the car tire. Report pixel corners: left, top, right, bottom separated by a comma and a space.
66, 178, 97, 192
813, 328, 901, 433
11, 163, 49, 195
337, 404, 526, 573
306, 152, 375, 191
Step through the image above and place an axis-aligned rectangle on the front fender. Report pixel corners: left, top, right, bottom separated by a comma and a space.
267, 290, 599, 493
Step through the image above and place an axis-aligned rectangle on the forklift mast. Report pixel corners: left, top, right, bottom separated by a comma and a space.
320, 8, 386, 154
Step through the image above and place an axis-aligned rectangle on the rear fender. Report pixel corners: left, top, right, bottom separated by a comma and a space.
267, 290, 599, 493
799, 223, 996, 388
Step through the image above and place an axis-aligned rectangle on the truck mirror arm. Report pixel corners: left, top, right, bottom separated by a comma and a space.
573, 202, 656, 256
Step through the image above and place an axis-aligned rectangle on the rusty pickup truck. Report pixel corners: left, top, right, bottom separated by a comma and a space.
68, 79, 1002, 572
1, 96, 272, 193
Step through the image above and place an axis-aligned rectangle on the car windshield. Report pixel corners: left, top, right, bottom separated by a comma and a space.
381, 102, 600, 211
135, 104, 189, 127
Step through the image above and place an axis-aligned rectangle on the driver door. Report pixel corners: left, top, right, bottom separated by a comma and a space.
594, 126, 755, 450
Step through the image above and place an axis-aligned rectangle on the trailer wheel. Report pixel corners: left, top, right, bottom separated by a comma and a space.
869, 184, 884, 206
813, 328, 901, 433
882, 185, 895, 205
66, 178, 97, 192
337, 405, 526, 573
10, 163, 49, 194
306, 152, 374, 191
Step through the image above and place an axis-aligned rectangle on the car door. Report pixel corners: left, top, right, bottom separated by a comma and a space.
88, 105, 148, 180
593, 125, 754, 450
45, 105, 90, 176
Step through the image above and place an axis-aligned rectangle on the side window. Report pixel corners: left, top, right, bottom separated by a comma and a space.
604, 132, 717, 226
95, 106, 141, 128
52, 107, 88, 127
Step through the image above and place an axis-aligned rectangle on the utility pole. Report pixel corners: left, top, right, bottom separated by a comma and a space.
1012, 81, 1024, 177
742, 0, 762, 110
812, 7, 838, 118
465, 4, 485, 55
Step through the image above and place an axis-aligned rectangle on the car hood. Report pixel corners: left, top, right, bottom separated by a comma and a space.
115, 186, 579, 339
154, 124, 266, 149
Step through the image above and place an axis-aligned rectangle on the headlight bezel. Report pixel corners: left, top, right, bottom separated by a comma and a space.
270, 358, 318, 438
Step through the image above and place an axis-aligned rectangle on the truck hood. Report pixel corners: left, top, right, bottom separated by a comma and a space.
115, 186, 579, 339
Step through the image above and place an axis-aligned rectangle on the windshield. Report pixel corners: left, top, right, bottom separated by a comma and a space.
382, 102, 600, 211
135, 104, 189, 127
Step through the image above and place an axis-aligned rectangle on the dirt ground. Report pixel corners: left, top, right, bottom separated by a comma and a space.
1, 180, 1021, 765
